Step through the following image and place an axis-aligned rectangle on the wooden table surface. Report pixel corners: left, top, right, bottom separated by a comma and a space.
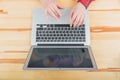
0, 0, 120, 80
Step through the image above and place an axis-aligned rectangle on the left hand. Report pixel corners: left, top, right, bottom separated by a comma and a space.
70, 2, 86, 27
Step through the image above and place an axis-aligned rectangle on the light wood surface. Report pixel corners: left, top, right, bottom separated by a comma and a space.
0, 0, 120, 80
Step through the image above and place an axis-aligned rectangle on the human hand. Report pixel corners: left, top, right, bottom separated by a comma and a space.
70, 2, 86, 27
40, 0, 63, 20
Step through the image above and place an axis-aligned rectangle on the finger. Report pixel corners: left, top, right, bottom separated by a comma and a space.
78, 19, 82, 27
76, 16, 81, 27
70, 7, 75, 19
57, 4, 64, 9
80, 15, 85, 26
45, 9, 49, 20
81, 15, 85, 25
71, 13, 77, 27
52, 4, 62, 17
81, 19, 84, 25
70, 15, 73, 27
50, 6, 60, 18
74, 16, 80, 27
70, 14, 73, 27
47, 8, 58, 20
70, 7, 75, 27
78, 16, 84, 26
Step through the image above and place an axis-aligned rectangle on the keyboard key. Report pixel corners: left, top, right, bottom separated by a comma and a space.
59, 37, 61, 39
36, 37, 40, 39
45, 37, 47, 39
37, 28, 43, 30
36, 40, 39, 42
52, 37, 54, 39
55, 37, 58, 39
53, 31, 55, 33
62, 37, 64, 39
48, 37, 51, 39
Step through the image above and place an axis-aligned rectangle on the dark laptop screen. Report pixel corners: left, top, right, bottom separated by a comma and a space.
27, 48, 93, 68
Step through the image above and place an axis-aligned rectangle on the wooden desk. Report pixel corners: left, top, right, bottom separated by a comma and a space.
0, 0, 120, 80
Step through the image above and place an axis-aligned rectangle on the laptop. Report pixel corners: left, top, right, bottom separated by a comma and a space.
23, 8, 97, 70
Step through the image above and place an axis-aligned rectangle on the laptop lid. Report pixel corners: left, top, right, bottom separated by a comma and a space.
24, 46, 97, 70
31, 8, 90, 46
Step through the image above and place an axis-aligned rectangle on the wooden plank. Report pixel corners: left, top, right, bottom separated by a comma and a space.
0, 45, 29, 52
0, 28, 31, 31
90, 68, 120, 72
0, 59, 24, 64
0, 11, 120, 27
90, 11, 120, 27
0, 31, 30, 41
91, 32, 120, 40
0, 70, 119, 80
0, 9, 7, 14
0, 53, 27, 59
0, 31, 31, 51
0, 0, 120, 10
0, 18, 32, 28
91, 27, 120, 32
89, 0, 120, 10
118, 73, 120, 80
0, 64, 24, 71
91, 40, 120, 68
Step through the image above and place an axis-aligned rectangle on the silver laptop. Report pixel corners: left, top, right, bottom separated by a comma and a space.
24, 8, 97, 70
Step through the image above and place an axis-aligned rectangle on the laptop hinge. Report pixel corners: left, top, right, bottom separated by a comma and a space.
37, 44, 84, 46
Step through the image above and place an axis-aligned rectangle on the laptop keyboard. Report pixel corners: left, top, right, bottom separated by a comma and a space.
36, 24, 86, 42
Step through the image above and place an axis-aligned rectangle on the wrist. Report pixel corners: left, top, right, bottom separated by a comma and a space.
77, 2, 86, 10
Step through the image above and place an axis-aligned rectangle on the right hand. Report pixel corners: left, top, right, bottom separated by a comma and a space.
41, 0, 63, 20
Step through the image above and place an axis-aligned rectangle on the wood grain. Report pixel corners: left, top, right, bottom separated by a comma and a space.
0, 59, 25, 64
0, 71, 119, 80
0, 53, 27, 59
0, 0, 120, 80
1, 26, 120, 32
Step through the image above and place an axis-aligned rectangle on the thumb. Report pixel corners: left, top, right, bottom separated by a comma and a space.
57, 4, 64, 9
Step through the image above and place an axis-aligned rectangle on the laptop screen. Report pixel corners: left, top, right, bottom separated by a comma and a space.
27, 47, 93, 68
